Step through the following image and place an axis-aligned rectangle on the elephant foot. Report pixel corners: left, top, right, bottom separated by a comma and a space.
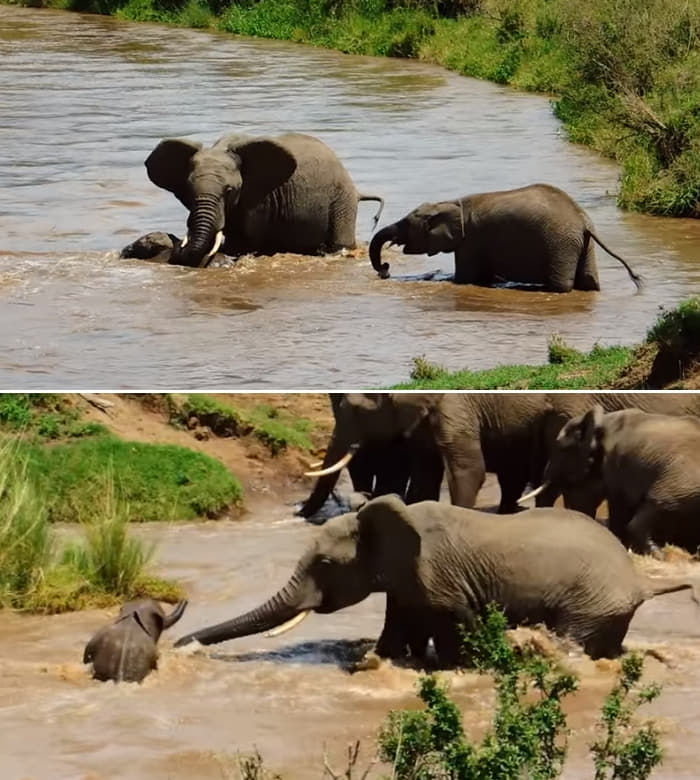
350, 649, 383, 673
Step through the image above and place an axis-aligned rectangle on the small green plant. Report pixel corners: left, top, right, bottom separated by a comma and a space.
410, 355, 446, 381
548, 334, 585, 364
378, 605, 578, 779
590, 653, 663, 780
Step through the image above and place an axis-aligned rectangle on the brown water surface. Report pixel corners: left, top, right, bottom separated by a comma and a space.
1, 479, 700, 779
1, 6, 699, 388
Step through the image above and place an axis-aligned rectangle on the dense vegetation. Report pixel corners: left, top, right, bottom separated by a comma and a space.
16, 0, 700, 218
395, 296, 700, 389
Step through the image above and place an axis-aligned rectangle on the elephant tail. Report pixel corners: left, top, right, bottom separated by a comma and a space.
586, 229, 644, 291
358, 194, 385, 231
642, 575, 700, 606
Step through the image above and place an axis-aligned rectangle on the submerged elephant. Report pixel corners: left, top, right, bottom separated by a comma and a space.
175, 496, 696, 663
83, 599, 187, 683
140, 132, 383, 267
524, 407, 700, 555
369, 183, 642, 292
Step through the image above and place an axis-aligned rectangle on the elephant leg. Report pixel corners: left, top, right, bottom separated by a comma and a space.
573, 238, 601, 292
625, 504, 660, 556
327, 195, 357, 251
454, 246, 490, 286
431, 615, 463, 668
496, 462, 531, 514
444, 438, 486, 508
406, 448, 444, 504
374, 594, 411, 659
563, 483, 605, 519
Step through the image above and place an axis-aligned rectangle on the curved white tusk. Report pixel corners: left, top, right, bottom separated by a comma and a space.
304, 449, 355, 478
200, 230, 224, 267
308, 460, 324, 470
180, 235, 189, 248
265, 610, 311, 638
517, 484, 548, 505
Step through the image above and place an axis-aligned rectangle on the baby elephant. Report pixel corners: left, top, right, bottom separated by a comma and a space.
369, 183, 642, 292
83, 599, 187, 683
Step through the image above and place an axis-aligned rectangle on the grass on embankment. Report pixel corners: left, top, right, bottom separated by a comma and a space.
0, 440, 184, 614
0, 394, 243, 522
24, 0, 700, 218
168, 393, 315, 454
394, 296, 700, 389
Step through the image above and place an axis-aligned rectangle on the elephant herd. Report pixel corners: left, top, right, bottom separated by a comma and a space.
120, 131, 642, 293
164, 392, 700, 673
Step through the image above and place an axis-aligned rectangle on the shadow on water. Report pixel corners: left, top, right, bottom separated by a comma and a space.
210, 638, 376, 668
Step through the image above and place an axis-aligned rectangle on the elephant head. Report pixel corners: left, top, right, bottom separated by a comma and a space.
175, 495, 420, 647
369, 201, 466, 278
117, 599, 188, 642
145, 135, 297, 268
298, 393, 440, 518
519, 405, 605, 514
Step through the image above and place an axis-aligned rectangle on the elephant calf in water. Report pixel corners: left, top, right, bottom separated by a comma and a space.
369, 183, 642, 292
175, 496, 696, 665
83, 599, 187, 683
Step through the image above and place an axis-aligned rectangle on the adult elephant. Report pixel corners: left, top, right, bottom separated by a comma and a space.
369, 183, 642, 292
298, 393, 549, 519
528, 407, 700, 555
528, 392, 700, 510
141, 132, 384, 267
174, 496, 696, 664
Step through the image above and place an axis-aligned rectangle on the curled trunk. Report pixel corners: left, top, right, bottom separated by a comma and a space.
369, 224, 399, 278
174, 575, 308, 647
163, 600, 188, 630
172, 195, 222, 268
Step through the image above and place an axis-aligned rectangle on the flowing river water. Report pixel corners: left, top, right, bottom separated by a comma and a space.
1, 6, 699, 388
2, 477, 700, 779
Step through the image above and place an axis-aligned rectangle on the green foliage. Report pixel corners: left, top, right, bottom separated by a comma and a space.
548, 334, 585, 365
646, 297, 700, 357
173, 394, 314, 454
24, 435, 242, 522
0, 394, 105, 440
0, 439, 181, 614
378, 605, 578, 779
0, 441, 53, 607
409, 355, 447, 381
591, 653, 663, 779
393, 344, 633, 389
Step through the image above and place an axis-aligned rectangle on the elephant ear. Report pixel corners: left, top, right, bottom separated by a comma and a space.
145, 138, 202, 209
427, 202, 463, 244
357, 494, 421, 581
235, 139, 297, 210
133, 604, 164, 640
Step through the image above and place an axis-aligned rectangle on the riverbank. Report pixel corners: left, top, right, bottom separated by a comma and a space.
0, 394, 331, 612
12, 0, 699, 218
394, 296, 700, 389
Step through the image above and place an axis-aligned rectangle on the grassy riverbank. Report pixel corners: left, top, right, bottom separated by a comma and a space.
394, 296, 700, 389
15, 0, 700, 218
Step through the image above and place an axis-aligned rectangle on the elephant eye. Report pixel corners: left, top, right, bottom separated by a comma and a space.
319, 556, 332, 566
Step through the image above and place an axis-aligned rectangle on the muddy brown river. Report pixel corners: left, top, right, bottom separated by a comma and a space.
1, 5, 699, 389
2, 478, 700, 779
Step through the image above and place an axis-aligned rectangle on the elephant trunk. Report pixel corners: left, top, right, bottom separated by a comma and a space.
173, 194, 223, 268
369, 224, 399, 279
297, 433, 356, 518
174, 573, 313, 647
163, 600, 188, 630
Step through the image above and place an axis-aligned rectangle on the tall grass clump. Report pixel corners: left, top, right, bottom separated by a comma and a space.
0, 440, 53, 607
60, 468, 155, 596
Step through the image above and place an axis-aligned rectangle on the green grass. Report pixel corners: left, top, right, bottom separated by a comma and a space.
393, 343, 634, 390
173, 394, 314, 454
0, 394, 106, 440
393, 296, 699, 389
26, 0, 698, 218
0, 440, 182, 614
20, 434, 242, 523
